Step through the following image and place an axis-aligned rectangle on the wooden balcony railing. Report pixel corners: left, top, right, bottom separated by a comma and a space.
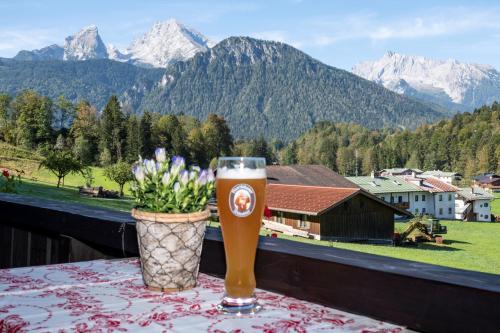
0, 193, 499, 333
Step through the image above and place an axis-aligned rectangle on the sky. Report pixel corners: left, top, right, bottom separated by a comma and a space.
1, 0, 500, 70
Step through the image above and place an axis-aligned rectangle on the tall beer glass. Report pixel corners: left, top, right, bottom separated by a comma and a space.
216, 157, 266, 315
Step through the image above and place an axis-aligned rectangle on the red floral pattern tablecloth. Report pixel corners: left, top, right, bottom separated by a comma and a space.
0, 258, 403, 332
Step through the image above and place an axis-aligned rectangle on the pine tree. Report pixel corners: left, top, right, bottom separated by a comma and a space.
125, 115, 141, 163
139, 111, 154, 158
100, 96, 125, 164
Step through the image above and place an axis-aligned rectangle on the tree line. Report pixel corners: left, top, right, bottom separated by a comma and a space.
1, 90, 498, 185
279, 102, 500, 180
0, 91, 234, 169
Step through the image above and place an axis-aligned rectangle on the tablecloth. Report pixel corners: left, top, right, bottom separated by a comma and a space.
0, 258, 404, 332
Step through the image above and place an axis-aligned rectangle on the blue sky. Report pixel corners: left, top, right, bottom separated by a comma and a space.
1, 0, 499, 70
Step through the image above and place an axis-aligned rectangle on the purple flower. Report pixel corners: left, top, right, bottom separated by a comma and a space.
197, 170, 208, 186
180, 169, 189, 185
189, 170, 197, 180
132, 164, 145, 183
155, 148, 166, 162
161, 172, 171, 185
170, 156, 185, 175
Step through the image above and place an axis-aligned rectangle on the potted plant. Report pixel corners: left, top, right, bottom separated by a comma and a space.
130, 148, 215, 292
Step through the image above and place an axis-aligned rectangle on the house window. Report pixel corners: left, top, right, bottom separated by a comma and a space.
298, 215, 310, 229
484, 202, 489, 207
415, 195, 419, 202
398, 196, 403, 203
422, 208, 426, 213
439, 194, 443, 201
439, 208, 443, 215
390, 196, 394, 203
448, 194, 452, 201
448, 207, 452, 214
422, 195, 426, 201
484, 215, 489, 220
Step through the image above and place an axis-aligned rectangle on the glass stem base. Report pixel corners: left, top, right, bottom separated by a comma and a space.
217, 295, 262, 315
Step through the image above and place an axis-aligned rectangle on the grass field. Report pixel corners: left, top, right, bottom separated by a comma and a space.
493, 192, 500, 216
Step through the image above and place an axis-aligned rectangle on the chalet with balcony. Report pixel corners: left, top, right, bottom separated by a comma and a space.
455, 187, 494, 222
264, 165, 411, 242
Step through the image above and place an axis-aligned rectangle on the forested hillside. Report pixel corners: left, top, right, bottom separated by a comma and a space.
141, 37, 450, 140
281, 102, 500, 178
0, 58, 163, 110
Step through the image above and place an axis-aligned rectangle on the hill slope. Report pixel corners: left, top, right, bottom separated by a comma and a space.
0, 58, 163, 110
141, 37, 450, 140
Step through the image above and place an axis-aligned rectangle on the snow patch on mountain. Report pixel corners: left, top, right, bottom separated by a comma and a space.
353, 51, 500, 110
63, 25, 108, 60
126, 19, 212, 68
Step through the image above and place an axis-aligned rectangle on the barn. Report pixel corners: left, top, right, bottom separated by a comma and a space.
264, 165, 411, 242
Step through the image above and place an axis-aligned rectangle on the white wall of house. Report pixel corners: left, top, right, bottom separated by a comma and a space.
455, 198, 468, 220
376, 192, 410, 205
434, 192, 455, 219
473, 200, 492, 222
409, 192, 434, 215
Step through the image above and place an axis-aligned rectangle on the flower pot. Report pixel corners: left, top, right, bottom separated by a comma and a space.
131, 208, 210, 292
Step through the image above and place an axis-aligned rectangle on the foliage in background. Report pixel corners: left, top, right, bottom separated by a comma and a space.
104, 162, 133, 197
131, 148, 215, 213
39, 150, 83, 187
281, 103, 500, 177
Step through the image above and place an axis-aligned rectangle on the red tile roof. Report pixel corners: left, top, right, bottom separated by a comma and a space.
421, 177, 458, 192
266, 184, 360, 215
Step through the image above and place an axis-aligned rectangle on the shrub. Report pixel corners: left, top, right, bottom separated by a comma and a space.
39, 150, 82, 187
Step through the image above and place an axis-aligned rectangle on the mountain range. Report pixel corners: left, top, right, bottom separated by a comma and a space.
353, 52, 500, 111
13, 19, 212, 68
2, 19, 490, 140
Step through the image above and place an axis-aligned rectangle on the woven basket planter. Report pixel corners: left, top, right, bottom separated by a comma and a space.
131, 208, 210, 292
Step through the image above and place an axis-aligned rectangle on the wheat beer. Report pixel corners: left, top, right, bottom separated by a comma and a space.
216, 157, 266, 315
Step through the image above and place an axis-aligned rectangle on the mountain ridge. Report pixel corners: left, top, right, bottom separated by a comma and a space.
12, 19, 212, 68
353, 51, 500, 111
140, 37, 450, 140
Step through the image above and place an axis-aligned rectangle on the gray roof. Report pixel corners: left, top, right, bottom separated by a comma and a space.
422, 170, 460, 177
381, 168, 423, 174
457, 187, 494, 201
347, 176, 423, 194
266, 165, 359, 188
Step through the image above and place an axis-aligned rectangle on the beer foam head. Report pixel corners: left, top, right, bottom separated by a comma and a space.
217, 166, 266, 179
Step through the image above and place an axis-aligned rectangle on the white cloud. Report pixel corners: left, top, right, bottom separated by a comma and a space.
298, 6, 500, 47
0, 28, 60, 56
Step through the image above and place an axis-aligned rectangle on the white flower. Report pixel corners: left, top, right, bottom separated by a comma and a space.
180, 170, 189, 185
132, 164, 145, 183
207, 169, 215, 182
155, 148, 166, 162
144, 159, 156, 175
174, 182, 180, 193
161, 172, 171, 185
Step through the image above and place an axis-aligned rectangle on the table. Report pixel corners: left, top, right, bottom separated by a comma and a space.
0, 259, 404, 332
